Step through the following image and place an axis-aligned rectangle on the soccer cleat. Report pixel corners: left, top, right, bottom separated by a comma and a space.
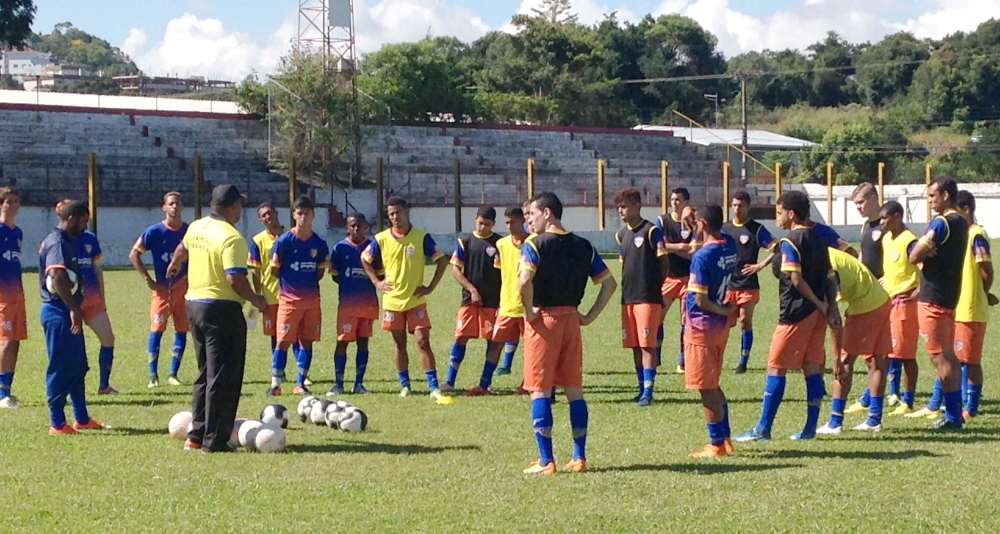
734, 364, 747, 375
515, 384, 529, 395
292, 385, 310, 395
852, 421, 883, 432
266, 386, 282, 397
167, 375, 182, 386
564, 459, 587, 473
886, 394, 900, 407
495, 367, 512, 376
963, 410, 975, 422
734, 428, 770, 442
326, 385, 345, 396
816, 423, 843, 435
789, 431, 815, 441
303, 377, 313, 387
689, 444, 728, 458
439, 383, 456, 392
49, 424, 77, 435
147, 377, 159, 389
463, 385, 492, 396
929, 418, 963, 431
183, 439, 201, 451
723, 438, 735, 454
72, 418, 106, 431
97, 386, 119, 395
352, 384, 370, 394
675, 365, 685, 375
399, 387, 411, 398
844, 402, 867, 414
889, 404, 912, 416
0, 395, 21, 409
522, 460, 557, 475
904, 407, 938, 418
636, 395, 653, 407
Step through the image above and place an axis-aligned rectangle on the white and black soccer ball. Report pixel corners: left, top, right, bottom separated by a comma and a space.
229, 418, 247, 449
254, 424, 286, 453
168, 410, 193, 440
310, 399, 332, 425
45, 269, 78, 295
335, 400, 353, 411
337, 407, 368, 432
260, 404, 290, 429
324, 402, 345, 429
297, 395, 318, 422
238, 420, 264, 451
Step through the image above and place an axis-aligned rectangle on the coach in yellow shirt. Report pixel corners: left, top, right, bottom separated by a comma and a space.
167, 184, 267, 453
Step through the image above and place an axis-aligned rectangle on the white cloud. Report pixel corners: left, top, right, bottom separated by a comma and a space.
121, 28, 147, 57
509, 0, 639, 26
356, 0, 491, 53
897, 0, 1000, 40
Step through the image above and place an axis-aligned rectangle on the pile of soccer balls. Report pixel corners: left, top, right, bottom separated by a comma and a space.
296, 396, 369, 432
167, 406, 289, 453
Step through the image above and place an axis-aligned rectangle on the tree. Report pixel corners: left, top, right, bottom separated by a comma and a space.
728, 50, 813, 109
0, 0, 35, 48
31, 22, 138, 76
49, 76, 121, 95
531, 0, 578, 24
854, 32, 930, 107
0, 74, 22, 89
805, 31, 862, 107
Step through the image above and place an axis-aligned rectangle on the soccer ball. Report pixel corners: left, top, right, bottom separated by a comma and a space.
324, 402, 345, 429
229, 418, 247, 449
260, 404, 289, 429
238, 420, 264, 451
45, 269, 78, 295
337, 407, 368, 433
310, 399, 331, 425
335, 400, 353, 411
253, 424, 287, 453
168, 411, 193, 440
297, 395, 318, 422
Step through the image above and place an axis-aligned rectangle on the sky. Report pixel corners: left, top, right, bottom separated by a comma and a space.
31, 0, 1000, 81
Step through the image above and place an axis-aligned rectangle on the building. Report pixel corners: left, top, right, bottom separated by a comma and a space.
21, 63, 93, 91
1, 49, 54, 80
113, 75, 235, 94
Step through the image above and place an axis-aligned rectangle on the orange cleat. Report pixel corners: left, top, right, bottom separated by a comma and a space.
515, 383, 530, 395
724, 438, 735, 454
184, 439, 201, 451
522, 460, 557, 475
689, 443, 728, 459
49, 424, 77, 435
564, 458, 587, 473
97, 386, 118, 395
292, 385, 310, 395
72, 418, 106, 431
963, 410, 975, 422
463, 385, 492, 397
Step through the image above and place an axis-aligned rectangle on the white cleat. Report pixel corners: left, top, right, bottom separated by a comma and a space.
816, 423, 843, 435
853, 421, 883, 432
399, 387, 411, 398
0, 396, 20, 409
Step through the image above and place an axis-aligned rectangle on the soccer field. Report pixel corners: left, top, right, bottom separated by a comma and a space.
2, 263, 1000, 533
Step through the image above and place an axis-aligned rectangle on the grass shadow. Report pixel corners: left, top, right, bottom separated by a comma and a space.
591, 462, 804, 474
88, 399, 189, 407
103, 426, 167, 436
746, 449, 943, 460
286, 441, 481, 455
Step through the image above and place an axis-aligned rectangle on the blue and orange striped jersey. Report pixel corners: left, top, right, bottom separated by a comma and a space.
331, 237, 379, 318
271, 229, 330, 304
134, 221, 188, 284
0, 223, 23, 303
73, 230, 103, 298
685, 234, 737, 332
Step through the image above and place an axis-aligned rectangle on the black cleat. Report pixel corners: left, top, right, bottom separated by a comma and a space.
734, 364, 747, 375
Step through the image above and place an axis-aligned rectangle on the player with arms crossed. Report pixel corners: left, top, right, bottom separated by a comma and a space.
362, 196, 450, 400
129, 192, 189, 388
73, 217, 118, 395
722, 191, 776, 374
444, 207, 503, 396
248, 203, 296, 355
736, 191, 839, 442
878, 201, 922, 416
0, 187, 26, 408
328, 213, 380, 395
684, 205, 738, 457
519, 192, 616, 474
615, 189, 669, 406
268, 196, 330, 396
494, 206, 530, 384
656, 188, 698, 373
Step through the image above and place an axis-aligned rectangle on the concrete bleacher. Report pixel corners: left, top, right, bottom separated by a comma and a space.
364, 124, 725, 207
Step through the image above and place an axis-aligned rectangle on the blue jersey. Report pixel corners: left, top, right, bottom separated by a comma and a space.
73, 230, 103, 296
810, 221, 851, 252
0, 223, 23, 302
685, 234, 738, 333
271, 229, 330, 304
39, 228, 84, 306
330, 237, 380, 318
134, 222, 188, 284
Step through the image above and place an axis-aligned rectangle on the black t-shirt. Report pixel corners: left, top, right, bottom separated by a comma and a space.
860, 219, 884, 279
522, 231, 607, 309
657, 212, 693, 278
454, 232, 501, 308
919, 212, 968, 310
616, 220, 664, 305
772, 226, 831, 324
723, 219, 775, 291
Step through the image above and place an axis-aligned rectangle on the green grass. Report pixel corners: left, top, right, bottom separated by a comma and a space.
3, 263, 1000, 533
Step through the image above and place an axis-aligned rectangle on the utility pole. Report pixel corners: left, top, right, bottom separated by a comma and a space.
740, 75, 748, 184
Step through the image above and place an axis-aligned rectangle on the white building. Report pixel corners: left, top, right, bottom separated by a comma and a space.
0, 49, 54, 81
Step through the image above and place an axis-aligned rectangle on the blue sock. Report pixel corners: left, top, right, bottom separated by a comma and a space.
655, 325, 664, 367
829, 397, 846, 428
927, 378, 943, 410
722, 403, 731, 438
961, 364, 969, 407
480, 360, 498, 389
707, 420, 726, 446
297, 349, 313, 386
859, 386, 871, 408
867, 396, 884, 426
804, 374, 825, 436
169, 332, 186, 376
642, 367, 656, 398
888, 359, 902, 397
755, 375, 786, 435
355, 349, 369, 387
634, 365, 644, 395
968, 384, 983, 416
569, 399, 588, 460
426, 369, 440, 391
0, 371, 12, 399
532, 397, 555, 465
943, 390, 963, 424
334, 353, 347, 388
271, 349, 288, 379
98, 346, 114, 390
447, 343, 466, 386
147, 331, 163, 376
398, 370, 411, 389
677, 322, 686, 367
292, 341, 301, 357
902, 390, 915, 409
500, 342, 517, 370
270, 336, 277, 353
740, 330, 753, 367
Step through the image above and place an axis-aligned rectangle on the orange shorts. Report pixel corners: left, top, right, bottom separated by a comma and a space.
382, 304, 432, 333
622, 303, 662, 349
0, 300, 27, 341
82, 293, 107, 322
277, 303, 322, 343
262, 304, 278, 337
843, 301, 892, 357
661, 276, 687, 300
150, 285, 189, 333
684, 328, 729, 390
768, 310, 828, 370
455, 305, 497, 340
337, 309, 375, 342
889, 298, 918, 360
726, 289, 760, 307
918, 302, 955, 355
955, 322, 986, 365
523, 307, 583, 392
492, 315, 524, 343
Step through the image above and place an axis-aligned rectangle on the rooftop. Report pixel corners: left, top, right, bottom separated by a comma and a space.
633, 125, 816, 150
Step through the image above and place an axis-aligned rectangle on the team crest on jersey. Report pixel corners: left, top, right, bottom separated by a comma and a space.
486, 246, 497, 257
310, 249, 318, 258
85, 244, 92, 254
871, 230, 883, 241
641, 327, 650, 339
891, 337, 898, 348
633, 236, 645, 248
405, 245, 416, 257
739, 234, 750, 244
955, 340, 965, 352
891, 251, 900, 261
680, 229, 691, 239
416, 308, 426, 319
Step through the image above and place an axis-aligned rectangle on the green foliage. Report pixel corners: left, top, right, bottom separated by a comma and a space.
470, 91, 556, 124
48, 76, 121, 95
0, 73, 23, 89
0, 0, 35, 48
30, 22, 138, 76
